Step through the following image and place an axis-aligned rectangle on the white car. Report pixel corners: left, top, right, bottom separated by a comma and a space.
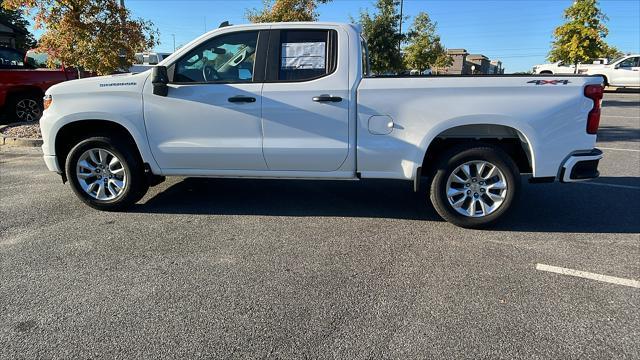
532, 60, 607, 75
39, 22, 604, 228
585, 54, 640, 88
129, 52, 173, 73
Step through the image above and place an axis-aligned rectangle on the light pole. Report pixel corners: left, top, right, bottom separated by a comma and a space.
398, 0, 403, 54
171, 34, 176, 52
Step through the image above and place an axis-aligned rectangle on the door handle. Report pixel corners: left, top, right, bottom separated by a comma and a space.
312, 95, 342, 102
228, 96, 256, 103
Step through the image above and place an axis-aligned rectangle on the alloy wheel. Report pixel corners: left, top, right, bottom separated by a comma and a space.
15, 99, 42, 122
76, 148, 128, 201
446, 160, 508, 218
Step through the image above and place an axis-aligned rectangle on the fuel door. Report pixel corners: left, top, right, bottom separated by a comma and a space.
368, 115, 394, 135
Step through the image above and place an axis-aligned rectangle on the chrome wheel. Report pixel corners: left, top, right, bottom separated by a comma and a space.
446, 160, 508, 218
76, 148, 127, 201
15, 98, 42, 122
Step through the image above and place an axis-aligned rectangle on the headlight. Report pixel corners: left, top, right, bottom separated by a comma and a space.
43, 94, 52, 110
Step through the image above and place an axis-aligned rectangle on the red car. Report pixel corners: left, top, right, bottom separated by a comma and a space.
0, 47, 80, 122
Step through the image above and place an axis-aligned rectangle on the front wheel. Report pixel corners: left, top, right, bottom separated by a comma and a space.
429, 145, 520, 228
65, 136, 148, 210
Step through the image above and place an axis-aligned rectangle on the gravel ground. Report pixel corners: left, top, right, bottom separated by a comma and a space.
0, 123, 42, 139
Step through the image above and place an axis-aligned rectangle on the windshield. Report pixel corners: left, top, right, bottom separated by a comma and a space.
610, 55, 627, 64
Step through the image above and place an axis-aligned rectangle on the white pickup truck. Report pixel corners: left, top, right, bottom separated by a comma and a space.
40, 22, 604, 228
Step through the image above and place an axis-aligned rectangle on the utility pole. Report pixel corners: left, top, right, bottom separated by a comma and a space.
398, 0, 403, 54
171, 34, 176, 52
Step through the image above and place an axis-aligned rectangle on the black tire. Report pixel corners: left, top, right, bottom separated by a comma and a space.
65, 136, 148, 210
9, 93, 43, 122
429, 144, 520, 229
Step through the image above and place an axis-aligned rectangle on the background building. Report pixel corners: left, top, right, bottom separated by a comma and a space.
435, 48, 505, 75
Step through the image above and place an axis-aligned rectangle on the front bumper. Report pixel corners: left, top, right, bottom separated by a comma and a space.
43, 154, 61, 173
560, 148, 603, 183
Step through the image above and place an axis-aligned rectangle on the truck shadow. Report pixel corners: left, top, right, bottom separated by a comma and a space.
133, 176, 640, 234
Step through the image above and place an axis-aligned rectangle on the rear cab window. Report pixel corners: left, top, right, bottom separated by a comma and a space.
267, 29, 338, 82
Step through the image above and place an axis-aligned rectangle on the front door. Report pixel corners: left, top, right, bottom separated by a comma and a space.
261, 28, 350, 171
144, 30, 268, 170
613, 56, 640, 87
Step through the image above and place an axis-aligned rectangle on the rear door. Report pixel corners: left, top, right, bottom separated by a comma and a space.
260, 28, 350, 171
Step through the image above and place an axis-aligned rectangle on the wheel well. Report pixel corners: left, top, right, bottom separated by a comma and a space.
421, 125, 533, 178
539, 71, 553, 75
55, 120, 142, 172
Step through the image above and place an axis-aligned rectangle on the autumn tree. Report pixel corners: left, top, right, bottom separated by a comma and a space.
247, 0, 331, 23
548, 0, 619, 73
0, 1, 36, 50
403, 12, 451, 73
355, 0, 403, 74
2, 0, 158, 75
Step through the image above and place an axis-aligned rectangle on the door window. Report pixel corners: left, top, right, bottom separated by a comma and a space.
0, 48, 25, 67
277, 30, 336, 81
173, 31, 258, 83
618, 57, 639, 68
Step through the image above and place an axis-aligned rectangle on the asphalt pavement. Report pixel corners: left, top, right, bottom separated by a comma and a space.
1, 92, 639, 359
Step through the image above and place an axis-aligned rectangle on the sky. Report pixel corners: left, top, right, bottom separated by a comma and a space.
31, 0, 640, 73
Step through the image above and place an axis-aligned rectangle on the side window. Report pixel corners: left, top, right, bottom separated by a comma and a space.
0, 48, 24, 67
618, 57, 637, 68
173, 31, 258, 83
361, 36, 370, 77
277, 30, 336, 81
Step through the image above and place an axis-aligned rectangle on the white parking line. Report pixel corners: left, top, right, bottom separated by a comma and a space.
599, 147, 640, 152
601, 115, 639, 119
536, 264, 640, 288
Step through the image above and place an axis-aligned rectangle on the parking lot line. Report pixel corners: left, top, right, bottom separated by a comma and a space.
598, 147, 640, 152
536, 264, 640, 289
601, 115, 639, 118
577, 182, 640, 190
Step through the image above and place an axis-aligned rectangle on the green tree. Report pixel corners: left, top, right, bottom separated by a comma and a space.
3, 0, 159, 75
403, 12, 451, 73
0, 0, 36, 51
354, 0, 403, 74
247, 0, 331, 23
548, 0, 616, 73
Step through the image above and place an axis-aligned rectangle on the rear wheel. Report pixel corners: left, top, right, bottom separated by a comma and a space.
429, 144, 520, 228
65, 136, 148, 210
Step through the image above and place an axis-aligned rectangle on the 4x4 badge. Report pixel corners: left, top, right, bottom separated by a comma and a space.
527, 80, 570, 85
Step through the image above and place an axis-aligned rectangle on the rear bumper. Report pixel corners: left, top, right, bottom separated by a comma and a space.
560, 148, 603, 183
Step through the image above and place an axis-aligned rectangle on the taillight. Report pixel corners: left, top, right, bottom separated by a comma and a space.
584, 84, 603, 135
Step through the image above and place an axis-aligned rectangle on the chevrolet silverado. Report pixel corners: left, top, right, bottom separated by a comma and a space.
39, 22, 604, 228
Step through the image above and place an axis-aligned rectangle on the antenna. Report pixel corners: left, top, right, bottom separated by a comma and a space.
219, 21, 231, 28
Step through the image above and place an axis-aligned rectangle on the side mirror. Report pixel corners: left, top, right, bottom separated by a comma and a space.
151, 65, 169, 96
